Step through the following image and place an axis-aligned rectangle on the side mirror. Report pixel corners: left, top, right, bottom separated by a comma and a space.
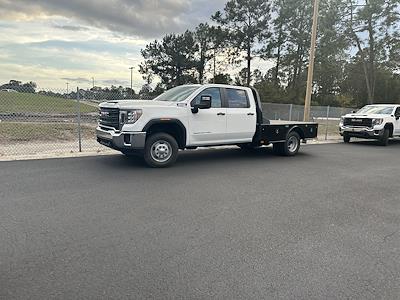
191, 95, 212, 113
395, 113, 400, 120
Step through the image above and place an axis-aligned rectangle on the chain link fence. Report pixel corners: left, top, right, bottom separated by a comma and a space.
0, 86, 353, 157
0, 87, 100, 157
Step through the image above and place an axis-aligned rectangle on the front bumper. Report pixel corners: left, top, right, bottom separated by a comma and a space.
96, 127, 146, 150
339, 126, 384, 139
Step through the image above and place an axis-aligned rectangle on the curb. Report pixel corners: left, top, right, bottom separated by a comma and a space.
0, 150, 118, 162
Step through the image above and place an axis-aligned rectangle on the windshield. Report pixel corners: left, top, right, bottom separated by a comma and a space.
154, 85, 199, 102
357, 105, 395, 115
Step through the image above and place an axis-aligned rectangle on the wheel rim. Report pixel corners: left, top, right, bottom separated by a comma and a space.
287, 136, 299, 153
150, 140, 172, 163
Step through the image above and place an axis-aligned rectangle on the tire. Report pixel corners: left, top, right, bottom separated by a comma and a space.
343, 134, 351, 143
378, 128, 390, 146
273, 142, 285, 155
143, 133, 178, 168
273, 131, 301, 156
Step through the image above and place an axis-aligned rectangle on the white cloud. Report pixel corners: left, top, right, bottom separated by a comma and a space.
0, 38, 145, 90
0, 15, 148, 89
0, 1, 275, 90
0, 0, 225, 38
0, 1, 226, 89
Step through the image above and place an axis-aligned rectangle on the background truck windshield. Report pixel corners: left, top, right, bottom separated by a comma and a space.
153, 85, 199, 102
357, 106, 395, 115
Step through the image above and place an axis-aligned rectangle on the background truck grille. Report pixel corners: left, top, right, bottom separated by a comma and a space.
343, 118, 372, 127
99, 107, 120, 130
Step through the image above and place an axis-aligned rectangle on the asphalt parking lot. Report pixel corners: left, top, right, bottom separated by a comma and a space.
1, 141, 399, 299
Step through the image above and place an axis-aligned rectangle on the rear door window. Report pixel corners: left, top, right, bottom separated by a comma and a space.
225, 88, 249, 108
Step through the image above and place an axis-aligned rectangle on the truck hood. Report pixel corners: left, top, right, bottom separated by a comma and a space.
99, 100, 180, 109
343, 113, 388, 119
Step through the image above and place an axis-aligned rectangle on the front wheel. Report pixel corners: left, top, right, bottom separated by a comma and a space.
273, 131, 301, 156
343, 134, 351, 143
378, 128, 390, 146
144, 133, 178, 168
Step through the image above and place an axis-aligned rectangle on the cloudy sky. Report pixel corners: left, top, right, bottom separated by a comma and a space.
0, 0, 271, 91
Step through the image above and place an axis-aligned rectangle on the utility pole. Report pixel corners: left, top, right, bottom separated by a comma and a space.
129, 67, 134, 97
91, 77, 95, 88
303, 0, 319, 122
66, 82, 69, 94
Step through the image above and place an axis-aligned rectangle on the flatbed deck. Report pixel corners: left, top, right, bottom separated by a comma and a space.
254, 121, 318, 144
269, 120, 318, 126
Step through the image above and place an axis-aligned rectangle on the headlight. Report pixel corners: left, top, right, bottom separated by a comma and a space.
121, 109, 142, 124
339, 117, 344, 125
372, 118, 383, 126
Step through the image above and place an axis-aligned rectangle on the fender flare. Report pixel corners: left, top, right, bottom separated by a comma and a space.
287, 125, 305, 139
143, 118, 187, 147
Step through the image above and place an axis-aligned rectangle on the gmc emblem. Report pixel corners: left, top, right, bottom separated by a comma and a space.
100, 111, 109, 117
351, 119, 363, 122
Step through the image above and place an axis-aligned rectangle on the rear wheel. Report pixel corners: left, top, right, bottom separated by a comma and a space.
378, 128, 390, 146
144, 133, 178, 167
343, 134, 351, 143
273, 131, 301, 156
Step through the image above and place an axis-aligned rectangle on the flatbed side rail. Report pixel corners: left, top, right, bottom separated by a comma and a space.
255, 123, 318, 144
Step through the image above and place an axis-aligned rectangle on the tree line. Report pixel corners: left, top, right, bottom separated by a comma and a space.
0, 80, 147, 100
139, 0, 400, 107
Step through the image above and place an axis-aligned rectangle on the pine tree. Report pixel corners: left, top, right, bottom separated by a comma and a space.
212, 0, 272, 86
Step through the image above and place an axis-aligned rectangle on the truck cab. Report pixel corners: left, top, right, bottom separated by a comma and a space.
339, 104, 400, 146
97, 84, 318, 167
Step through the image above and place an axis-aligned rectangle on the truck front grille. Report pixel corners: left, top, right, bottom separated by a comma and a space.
99, 107, 120, 130
343, 118, 372, 127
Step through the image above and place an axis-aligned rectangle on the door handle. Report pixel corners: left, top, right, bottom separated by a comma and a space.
247, 113, 255, 116
217, 112, 226, 116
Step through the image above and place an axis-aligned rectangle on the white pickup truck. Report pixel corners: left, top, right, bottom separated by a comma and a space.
96, 84, 318, 167
339, 104, 400, 146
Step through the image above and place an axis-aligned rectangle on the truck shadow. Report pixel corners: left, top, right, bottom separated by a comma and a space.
178, 147, 277, 165
99, 146, 312, 170
347, 138, 400, 147
147, 147, 307, 168
100, 139, 400, 169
